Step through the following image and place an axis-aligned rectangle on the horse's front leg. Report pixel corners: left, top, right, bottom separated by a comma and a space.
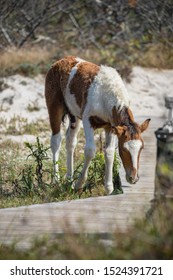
104, 131, 116, 194
74, 118, 96, 193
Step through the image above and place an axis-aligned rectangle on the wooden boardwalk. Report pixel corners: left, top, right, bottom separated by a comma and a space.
0, 116, 161, 247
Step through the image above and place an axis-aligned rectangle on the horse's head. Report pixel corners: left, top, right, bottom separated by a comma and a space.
113, 118, 151, 184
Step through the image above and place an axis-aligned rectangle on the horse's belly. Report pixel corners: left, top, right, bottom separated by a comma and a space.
64, 91, 82, 118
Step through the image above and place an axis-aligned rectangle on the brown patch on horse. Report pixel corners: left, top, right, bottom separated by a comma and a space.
69, 62, 100, 111
45, 66, 66, 135
112, 106, 121, 126
53, 56, 78, 94
89, 116, 111, 131
45, 56, 79, 135
112, 105, 141, 139
118, 143, 133, 171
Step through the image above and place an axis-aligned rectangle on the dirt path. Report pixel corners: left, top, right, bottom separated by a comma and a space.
0, 115, 160, 248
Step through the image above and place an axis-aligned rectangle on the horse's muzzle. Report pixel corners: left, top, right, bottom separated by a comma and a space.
126, 174, 139, 184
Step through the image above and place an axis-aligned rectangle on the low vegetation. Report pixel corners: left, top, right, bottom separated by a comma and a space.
0, 117, 50, 136
0, 131, 121, 209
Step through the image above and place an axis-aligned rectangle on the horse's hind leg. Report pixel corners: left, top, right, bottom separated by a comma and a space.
45, 67, 65, 180
49, 104, 64, 180
45, 88, 64, 179
66, 117, 81, 180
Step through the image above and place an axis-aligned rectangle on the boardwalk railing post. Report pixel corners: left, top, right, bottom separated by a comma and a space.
154, 96, 173, 200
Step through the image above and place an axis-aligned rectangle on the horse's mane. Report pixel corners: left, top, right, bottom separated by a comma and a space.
120, 106, 140, 137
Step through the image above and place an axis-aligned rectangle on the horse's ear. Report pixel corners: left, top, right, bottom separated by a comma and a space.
140, 118, 151, 133
112, 125, 127, 137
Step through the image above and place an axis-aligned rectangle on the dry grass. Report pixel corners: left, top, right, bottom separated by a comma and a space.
0, 47, 50, 68
137, 43, 173, 69
0, 41, 172, 78
0, 46, 55, 77
61, 42, 173, 70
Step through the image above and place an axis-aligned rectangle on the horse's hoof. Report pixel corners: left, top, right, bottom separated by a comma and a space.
105, 184, 114, 194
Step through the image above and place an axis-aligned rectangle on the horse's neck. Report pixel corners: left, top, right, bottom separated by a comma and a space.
113, 106, 135, 126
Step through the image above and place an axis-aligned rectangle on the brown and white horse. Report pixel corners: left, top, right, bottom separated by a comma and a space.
45, 56, 150, 194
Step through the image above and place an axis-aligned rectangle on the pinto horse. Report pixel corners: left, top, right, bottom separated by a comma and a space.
45, 56, 150, 194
